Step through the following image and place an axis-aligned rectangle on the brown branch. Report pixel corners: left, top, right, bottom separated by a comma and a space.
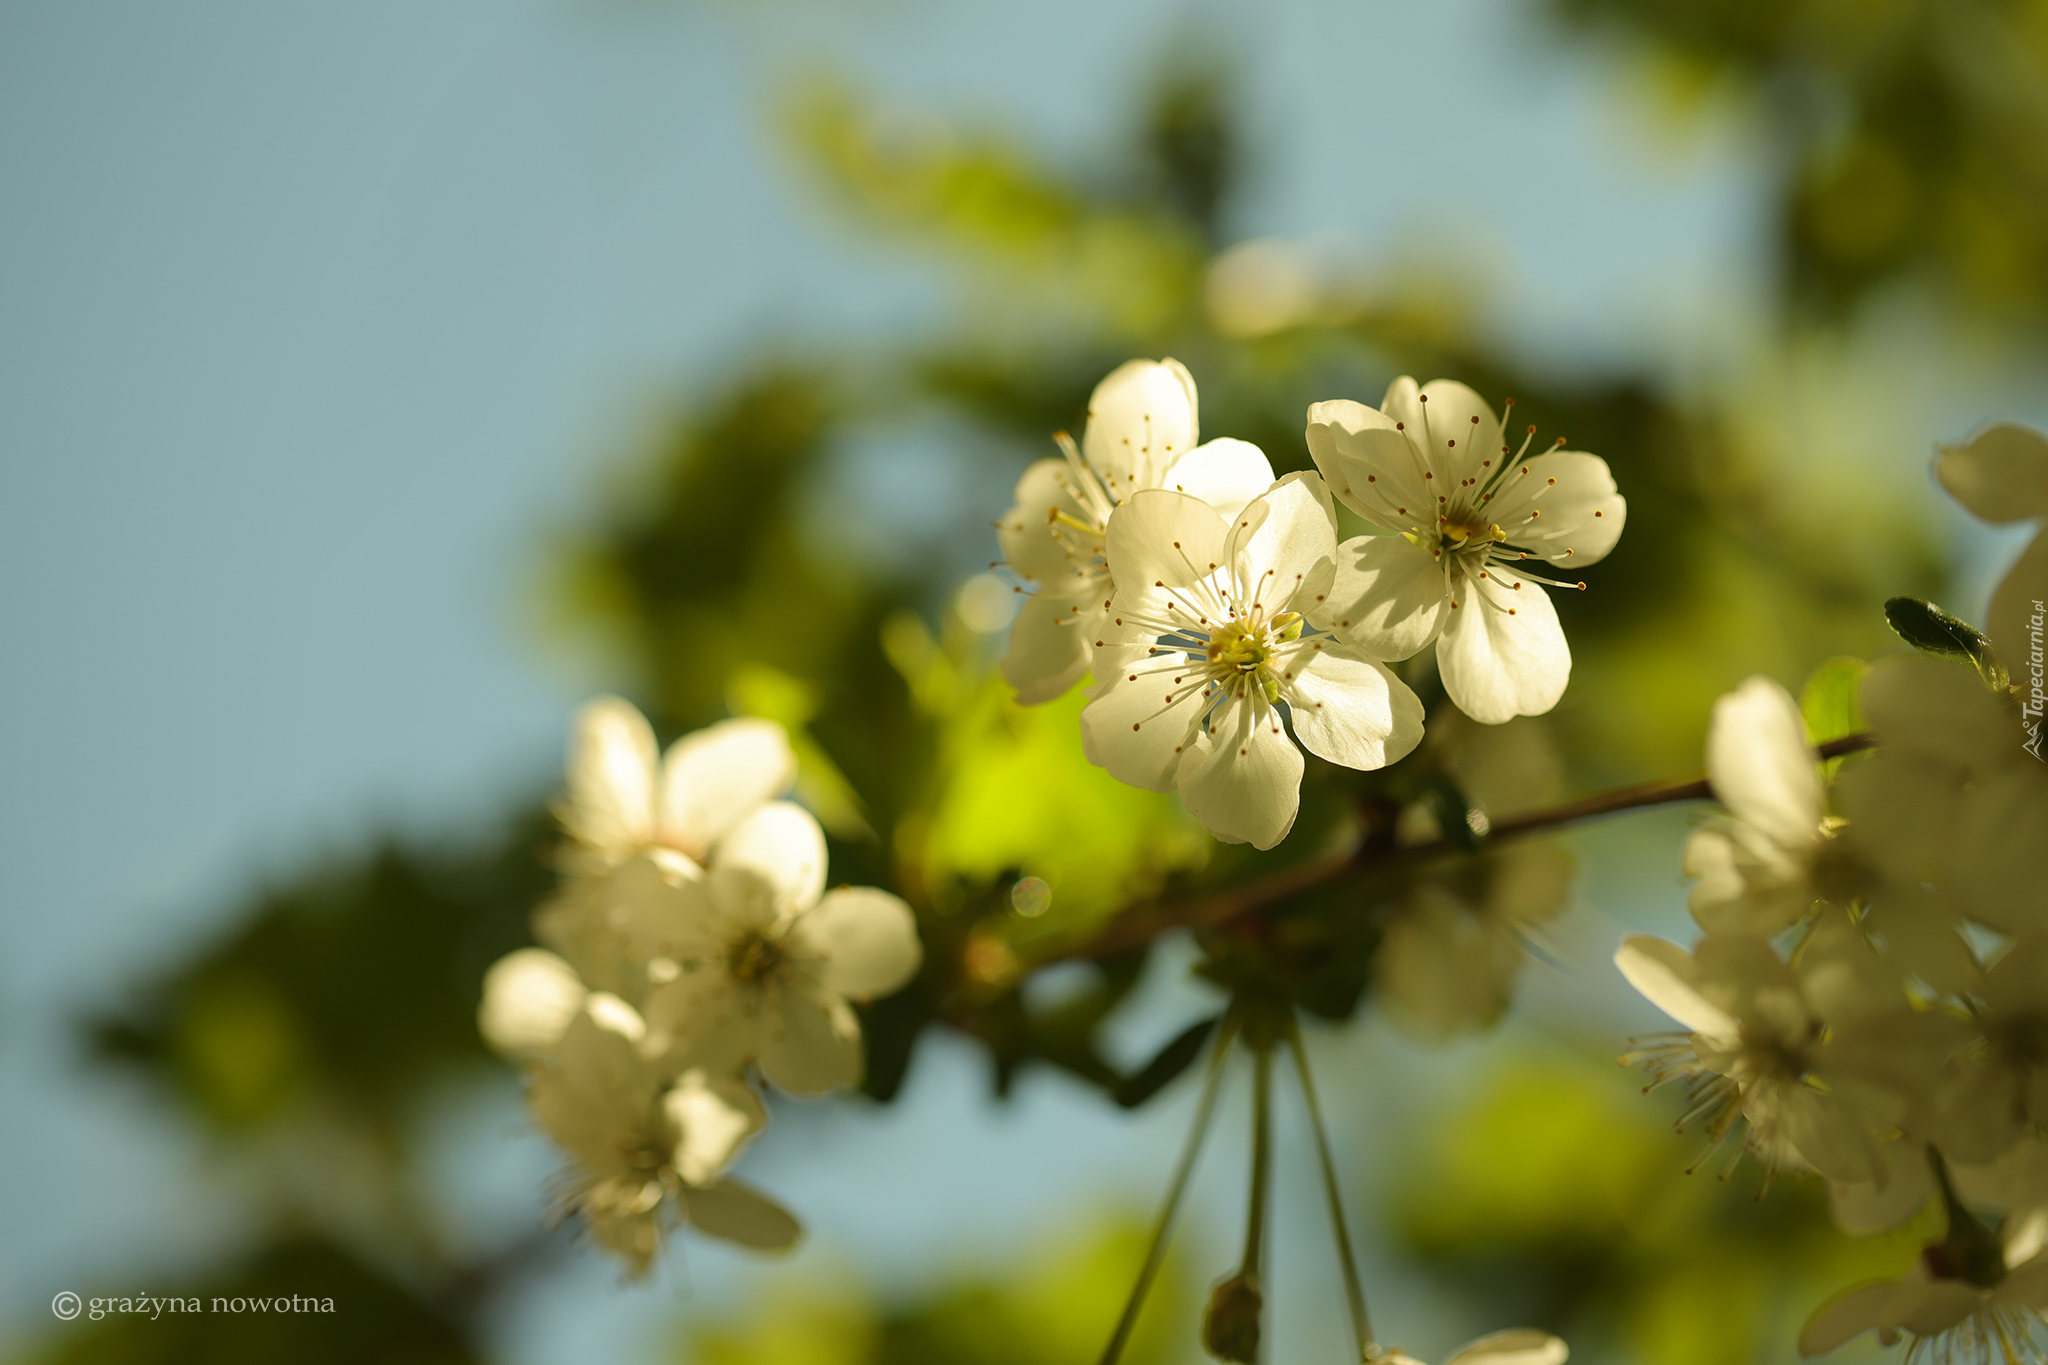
1072, 731, 1876, 961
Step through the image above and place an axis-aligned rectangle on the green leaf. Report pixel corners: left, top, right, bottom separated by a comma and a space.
1801, 656, 1870, 778
1883, 597, 2009, 688
1114, 1016, 1219, 1109
1800, 656, 1868, 744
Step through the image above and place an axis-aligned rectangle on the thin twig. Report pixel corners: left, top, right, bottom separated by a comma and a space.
1075, 732, 1875, 960
1098, 1010, 1239, 1365
1286, 1016, 1374, 1361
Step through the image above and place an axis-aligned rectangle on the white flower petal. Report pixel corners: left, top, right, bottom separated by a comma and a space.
1078, 652, 1205, 791
641, 968, 750, 1075
1407, 378, 1504, 490
478, 948, 587, 1058
1861, 653, 2011, 766
1936, 423, 2048, 523
685, 1179, 803, 1251
799, 887, 923, 1002
998, 456, 1098, 584
1102, 489, 1232, 604
758, 989, 863, 1095
1325, 533, 1450, 660
1224, 471, 1338, 614
1706, 676, 1824, 849
663, 1070, 766, 1186
1177, 698, 1304, 849
712, 802, 828, 927
1435, 566, 1570, 724
563, 696, 659, 856
1283, 641, 1425, 772
1082, 358, 1200, 491
1442, 1329, 1569, 1365
1486, 451, 1626, 567
1614, 935, 1739, 1039
1800, 1278, 1926, 1355
1304, 397, 1433, 523
1161, 437, 1275, 521
604, 853, 722, 966
658, 718, 796, 858
1827, 1141, 1934, 1234
1989, 527, 2048, 693
1952, 762, 2048, 932
1002, 588, 1104, 705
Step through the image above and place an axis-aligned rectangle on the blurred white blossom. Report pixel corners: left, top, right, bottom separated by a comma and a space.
526, 994, 795, 1275
632, 801, 922, 1094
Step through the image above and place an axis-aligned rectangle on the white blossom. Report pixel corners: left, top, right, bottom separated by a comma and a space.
1374, 841, 1572, 1041
1801, 1201, 2048, 1361
630, 802, 922, 1094
1305, 378, 1625, 724
526, 994, 795, 1275
1938, 423, 2048, 682
537, 698, 798, 998
1616, 928, 1911, 1181
1836, 655, 2048, 936
1078, 472, 1425, 849
998, 358, 1277, 703
1941, 936, 2048, 1165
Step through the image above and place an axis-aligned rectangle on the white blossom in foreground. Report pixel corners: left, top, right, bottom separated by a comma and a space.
1078, 472, 1425, 849
632, 802, 922, 1094
1374, 1329, 1569, 1365
998, 358, 1278, 703
1304, 378, 1626, 724
526, 994, 796, 1276
1615, 930, 1908, 1181
1801, 1202, 2048, 1360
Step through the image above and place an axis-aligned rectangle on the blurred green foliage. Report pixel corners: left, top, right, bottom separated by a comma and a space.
679, 1222, 1189, 1365
1549, 0, 2048, 326
1387, 1051, 1928, 1365
28, 8, 2009, 1362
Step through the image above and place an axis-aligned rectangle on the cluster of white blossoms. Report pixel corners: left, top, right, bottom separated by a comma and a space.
1616, 424, 2048, 1362
999, 361, 1627, 847
477, 698, 922, 1275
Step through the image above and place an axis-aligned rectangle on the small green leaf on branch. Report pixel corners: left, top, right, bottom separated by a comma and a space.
1114, 1016, 1219, 1108
1882, 597, 2010, 689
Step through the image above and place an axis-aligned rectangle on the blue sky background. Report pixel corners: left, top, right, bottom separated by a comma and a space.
0, 1, 2031, 1361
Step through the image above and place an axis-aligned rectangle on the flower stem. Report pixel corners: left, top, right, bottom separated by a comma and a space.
1286, 1015, 1374, 1361
1098, 1010, 1238, 1365
1242, 1040, 1272, 1282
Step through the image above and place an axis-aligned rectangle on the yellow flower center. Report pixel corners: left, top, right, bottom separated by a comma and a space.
728, 930, 788, 988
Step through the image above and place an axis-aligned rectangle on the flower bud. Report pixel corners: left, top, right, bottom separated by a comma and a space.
1201, 1272, 1263, 1362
